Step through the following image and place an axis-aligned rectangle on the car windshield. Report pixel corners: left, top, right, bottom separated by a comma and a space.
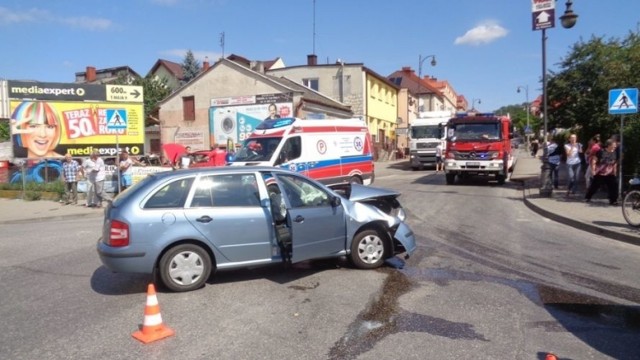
450, 123, 500, 141
232, 137, 282, 162
112, 174, 155, 207
411, 125, 442, 139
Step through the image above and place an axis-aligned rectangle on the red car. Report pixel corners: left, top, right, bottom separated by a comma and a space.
190, 148, 227, 167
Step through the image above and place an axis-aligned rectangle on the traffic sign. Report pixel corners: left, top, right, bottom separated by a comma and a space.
106, 85, 143, 103
609, 88, 638, 115
106, 109, 127, 130
532, 0, 555, 30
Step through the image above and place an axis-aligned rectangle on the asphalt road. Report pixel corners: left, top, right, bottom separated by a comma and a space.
1, 163, 639, 359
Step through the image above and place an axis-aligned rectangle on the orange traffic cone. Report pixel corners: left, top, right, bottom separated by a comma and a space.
132, 284, 175, 344
545, 353, 558, 360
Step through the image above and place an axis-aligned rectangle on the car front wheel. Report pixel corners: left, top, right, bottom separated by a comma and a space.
159, 244, 212, 292
350, 229, 387, 269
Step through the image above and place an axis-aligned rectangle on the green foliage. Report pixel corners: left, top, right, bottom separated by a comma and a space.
0, 180, 65, 195
0, 120, 9, 141
181, 50, 201, 83
546, 30, 640, 176
114, 73, 172, 126
495, 104, 540, 137
23, 191, 42, 201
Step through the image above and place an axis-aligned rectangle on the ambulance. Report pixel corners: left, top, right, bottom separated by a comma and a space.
229, 117, 375, 186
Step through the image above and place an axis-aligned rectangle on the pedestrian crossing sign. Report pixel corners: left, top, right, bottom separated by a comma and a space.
106, 109, 127, 130
609, 88, 638, 114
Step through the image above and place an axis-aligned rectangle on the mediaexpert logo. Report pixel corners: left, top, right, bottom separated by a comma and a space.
10, 85, 86, 97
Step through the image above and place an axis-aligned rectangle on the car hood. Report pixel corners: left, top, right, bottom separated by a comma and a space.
348, 184, 400, 202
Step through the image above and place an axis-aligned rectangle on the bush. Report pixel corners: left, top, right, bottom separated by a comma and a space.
0, 180, 65, 194
23, 191, 42, 201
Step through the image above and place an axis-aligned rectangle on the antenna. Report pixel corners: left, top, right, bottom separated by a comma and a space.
312, 0, 316, 54
219, 31, 225, 59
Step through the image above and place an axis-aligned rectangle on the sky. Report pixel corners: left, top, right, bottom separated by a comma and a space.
1, 0, 639, 113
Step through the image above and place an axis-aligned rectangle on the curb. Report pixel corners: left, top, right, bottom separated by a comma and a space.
517, 179, 640, 246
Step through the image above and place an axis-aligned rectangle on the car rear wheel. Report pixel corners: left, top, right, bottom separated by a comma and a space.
159, 244, 212, 292
350, 229, 387, 269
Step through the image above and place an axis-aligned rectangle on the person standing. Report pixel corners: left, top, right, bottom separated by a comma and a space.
119, 150, 134, 191
546, 136, 561, 189
585, 139, 618, 205
81, 155, 96, 207
89, 151, 108, 208
584, 134, 601, 190
61, 153, 80, 205
435, 143, 444, 173
530, 138, 539, 157
564, 133, 583, 196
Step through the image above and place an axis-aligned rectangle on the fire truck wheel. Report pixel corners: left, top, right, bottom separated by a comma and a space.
445, 174, 455, 185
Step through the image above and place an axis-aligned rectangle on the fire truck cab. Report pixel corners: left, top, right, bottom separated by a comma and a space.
444, 112, 514, 185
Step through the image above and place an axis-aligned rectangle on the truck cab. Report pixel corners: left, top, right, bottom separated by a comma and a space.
408, 111, 451, 170
444, 112, 514, 185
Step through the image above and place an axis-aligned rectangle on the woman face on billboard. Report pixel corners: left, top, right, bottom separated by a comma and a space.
11, 101, 62, 158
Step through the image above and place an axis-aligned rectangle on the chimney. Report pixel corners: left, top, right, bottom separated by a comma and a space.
402, 66, 413, 73
307, 54, 317, 66
86, 66, 96, 82
202, 56, 210, 71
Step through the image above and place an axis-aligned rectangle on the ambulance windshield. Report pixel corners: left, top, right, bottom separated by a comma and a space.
233, 137, 283, 162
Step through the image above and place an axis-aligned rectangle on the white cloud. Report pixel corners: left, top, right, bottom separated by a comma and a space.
0, 6, 112, 31
59, 16, 112, 31
160, 49, 222, 62
454, 21, 508, 46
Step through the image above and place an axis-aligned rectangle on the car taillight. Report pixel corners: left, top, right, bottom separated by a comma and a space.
109, 220, 129, 247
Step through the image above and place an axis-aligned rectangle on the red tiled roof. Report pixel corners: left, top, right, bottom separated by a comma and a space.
387, 67, 443, 98
148, 59, 183, 80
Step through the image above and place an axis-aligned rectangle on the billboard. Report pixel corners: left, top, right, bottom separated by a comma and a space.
7, 81, 144, 159
209, 93, 293, 145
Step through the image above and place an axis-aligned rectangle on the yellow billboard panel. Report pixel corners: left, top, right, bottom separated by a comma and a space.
10, 100, 144, 159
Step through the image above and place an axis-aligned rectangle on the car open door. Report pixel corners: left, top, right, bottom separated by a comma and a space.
274, 174, 346, 263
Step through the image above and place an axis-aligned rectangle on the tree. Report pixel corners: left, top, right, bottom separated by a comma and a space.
0, 120, 9, 142
495, 104, 539, 138
546, 30, 640, 179
181, 50, 201, 84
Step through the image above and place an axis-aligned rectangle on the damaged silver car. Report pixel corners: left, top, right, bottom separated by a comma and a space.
97, 167, 416, 292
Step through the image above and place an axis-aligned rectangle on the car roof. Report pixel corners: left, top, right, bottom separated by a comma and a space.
150, 166, 295, 180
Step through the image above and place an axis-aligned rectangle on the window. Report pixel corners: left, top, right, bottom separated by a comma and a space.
190, 174, 260, 207
144, 178, 194, 209
275, 136, 301, 165
278, 174, 330, 208
302, 78, 319, 91
183, 96, 195, 121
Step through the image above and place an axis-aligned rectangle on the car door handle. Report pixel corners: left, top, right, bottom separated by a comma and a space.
294, 215, 304, 223
196, 215, 213, 223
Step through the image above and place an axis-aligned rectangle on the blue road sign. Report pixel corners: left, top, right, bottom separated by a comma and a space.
609, 88, 638, 115
106, 109, 127, 130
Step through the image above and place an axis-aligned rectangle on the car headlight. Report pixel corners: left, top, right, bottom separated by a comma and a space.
394, 207, 406, 221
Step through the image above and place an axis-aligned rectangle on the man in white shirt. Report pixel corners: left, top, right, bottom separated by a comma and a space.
89, 150, 109, 208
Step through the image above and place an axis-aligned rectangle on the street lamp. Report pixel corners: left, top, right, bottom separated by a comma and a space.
539, 0, 578, 197
517, 85, 530, 146
417, 54, 436, 112
471, 98, 481, 111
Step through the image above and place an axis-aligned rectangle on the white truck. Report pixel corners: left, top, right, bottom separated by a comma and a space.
409, 111, 451, 170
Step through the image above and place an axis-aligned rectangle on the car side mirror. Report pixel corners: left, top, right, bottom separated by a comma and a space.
330, 196, 341, 207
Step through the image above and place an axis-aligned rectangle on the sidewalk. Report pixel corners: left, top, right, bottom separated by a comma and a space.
510, 149, 640, 245
0, 198, 103, 224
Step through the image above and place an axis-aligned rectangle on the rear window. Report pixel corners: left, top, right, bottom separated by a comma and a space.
112, 175, 154, 207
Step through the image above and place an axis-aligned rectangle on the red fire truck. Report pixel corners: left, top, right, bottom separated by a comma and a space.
443, 112, 514, 185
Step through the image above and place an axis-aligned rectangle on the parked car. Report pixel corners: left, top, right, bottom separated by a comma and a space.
97, 167, 416, 292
